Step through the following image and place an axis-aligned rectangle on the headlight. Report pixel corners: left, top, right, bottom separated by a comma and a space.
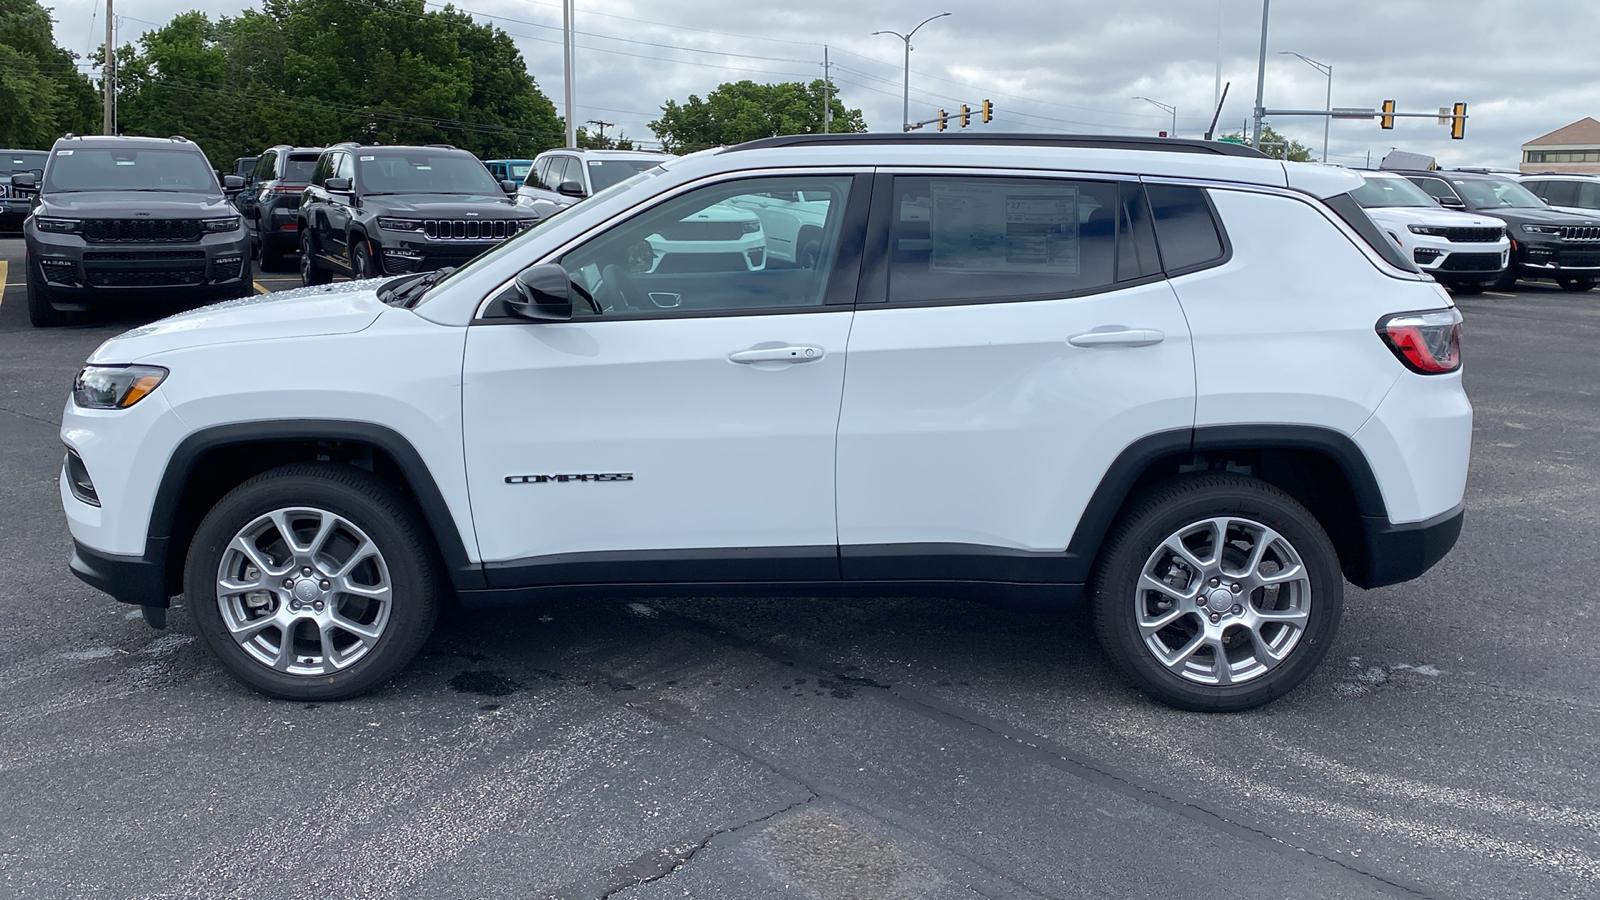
1522, 224, 1563, 235
741, 220, 761, 233
377, 217, 425, 232
1407, 225, 1451, 237
35, 217, 82, 234
72, 365, 169, 409
202, 217, 241, 233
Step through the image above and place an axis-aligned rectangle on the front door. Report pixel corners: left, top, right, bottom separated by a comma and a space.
461, 172, 870, 587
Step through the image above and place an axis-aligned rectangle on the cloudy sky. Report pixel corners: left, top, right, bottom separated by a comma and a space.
44, 0, 1600, 167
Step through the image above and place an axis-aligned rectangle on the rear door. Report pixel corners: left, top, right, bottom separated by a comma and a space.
835, 171, 1195, 582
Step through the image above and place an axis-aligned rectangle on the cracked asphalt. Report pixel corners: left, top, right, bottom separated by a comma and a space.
1, 236, 1597, 900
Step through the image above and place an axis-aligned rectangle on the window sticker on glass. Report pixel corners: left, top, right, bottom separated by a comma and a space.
360, 155, 375, 161
930, 183, 1080, 275
588, 160, 602, 165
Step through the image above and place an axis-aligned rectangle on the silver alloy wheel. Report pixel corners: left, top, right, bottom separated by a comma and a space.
1135, 516, 1312, 686
214, 507, 393, 676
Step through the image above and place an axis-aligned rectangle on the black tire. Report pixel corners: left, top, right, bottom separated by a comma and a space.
1491, 265, 1518, 291
796, 227, 823, 269
1445, 280, 1485, 295
259, 226, 288, 271
184, 463, 441, 700
1090, 473, 1343, 712
351, 237, 379, 280
300, 227, 332, 286
1557, 275, 1595, 292
25, 258, 72, 327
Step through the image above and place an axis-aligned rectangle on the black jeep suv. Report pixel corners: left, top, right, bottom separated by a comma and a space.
235, 145, 322, 270
15, 135, 252, 327
297, 143, 536, 284
1394, 169, 1600, 291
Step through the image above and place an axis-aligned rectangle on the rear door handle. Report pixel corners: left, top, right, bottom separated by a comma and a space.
729, 345, 824, 364
1068, 328, 1165, 348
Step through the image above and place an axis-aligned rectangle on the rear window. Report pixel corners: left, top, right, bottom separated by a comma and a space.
1145, 185, 1226, 273
282, 155, 319, 182
0, 152, 45, 176
1322, 192, 1420, 273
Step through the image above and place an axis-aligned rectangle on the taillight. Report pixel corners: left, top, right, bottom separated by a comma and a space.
1378, 308, 1463, 374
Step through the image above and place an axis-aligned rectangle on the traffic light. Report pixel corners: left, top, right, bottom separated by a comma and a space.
1380, 99, 1395, 130
1158, 131, 1168, 138
938, 110, 947, 132
981, 99, 992, 123
1451, 102, 1467, 140
960, 104, 970, 127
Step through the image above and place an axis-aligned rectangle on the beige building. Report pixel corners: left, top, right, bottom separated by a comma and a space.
1521, 118, 1600, 174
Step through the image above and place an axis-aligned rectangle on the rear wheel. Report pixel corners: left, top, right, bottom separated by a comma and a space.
1091, 474, 1342, 712
1558, 275, 1595, 292
259, 223, 288, 271
300, 227, 332, 286
26, 259, 72, 327
185, 463, 441, 700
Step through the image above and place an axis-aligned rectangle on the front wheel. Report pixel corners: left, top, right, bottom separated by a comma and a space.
26, 259, 72, 327
184, 463, 441, 700
300, 228, 332, 286
1090, 474, 1343, 712
1558, 275, 1595, 292
351, 238, 379, 280
1491, 265, 1518, 291
1445, 279, 1485, 295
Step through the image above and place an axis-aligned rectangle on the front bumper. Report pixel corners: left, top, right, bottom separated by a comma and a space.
70, 538, 170, 607
27, 226, 252, 301
1352, 503, 1464, 589
1410, 237, 1510, 277
374, 233, 507, 275
1515, 237, 1600, 273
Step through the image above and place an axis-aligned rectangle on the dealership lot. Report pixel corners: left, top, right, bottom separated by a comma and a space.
1, 235, 1596, 899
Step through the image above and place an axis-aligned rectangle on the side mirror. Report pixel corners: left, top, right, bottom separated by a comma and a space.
505, 263, 574, 321
10, 172, 38, 192
223, 174, 245, 192
1438, 198, 1465, 210
557, 180, 587, 199
501, 179, 518, 194
325, 176, 352, 193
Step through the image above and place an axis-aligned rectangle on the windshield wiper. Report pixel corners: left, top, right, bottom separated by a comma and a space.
380, 267, 455, 308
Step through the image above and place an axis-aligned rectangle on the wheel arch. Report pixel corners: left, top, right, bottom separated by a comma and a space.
1068, 425, 1389, 589
149, 421, 482, 601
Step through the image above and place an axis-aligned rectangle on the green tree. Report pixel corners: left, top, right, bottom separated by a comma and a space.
0, 0, 98, 147
113, 0, 563, 170
576, 126, 635, 151
650, 79, 865, 154
1220, 123, 1314, 162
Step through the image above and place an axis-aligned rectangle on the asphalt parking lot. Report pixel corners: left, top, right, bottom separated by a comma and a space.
1, 235, 1596, 900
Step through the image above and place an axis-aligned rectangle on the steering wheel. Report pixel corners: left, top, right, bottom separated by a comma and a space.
599, 264, 647, 313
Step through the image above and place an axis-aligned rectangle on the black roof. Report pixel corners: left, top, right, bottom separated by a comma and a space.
722, 132, 1269, 159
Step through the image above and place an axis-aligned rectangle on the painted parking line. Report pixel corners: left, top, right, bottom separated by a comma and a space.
0, 260, 7, 305
254, 281, 270, 294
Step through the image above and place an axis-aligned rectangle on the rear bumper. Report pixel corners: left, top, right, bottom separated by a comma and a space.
70, 538, 170, 607
1351, 503, 1464, 589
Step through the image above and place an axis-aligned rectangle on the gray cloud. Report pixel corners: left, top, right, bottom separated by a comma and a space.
46, 0, 1600, 167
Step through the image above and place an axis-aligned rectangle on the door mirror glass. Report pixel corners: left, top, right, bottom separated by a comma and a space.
325, 176, 352, 193
10, 172, 38, 192
557, 180, 587, 198
222, 174, 245, 192
506, 263, 577, 321
501, 179, 518, 194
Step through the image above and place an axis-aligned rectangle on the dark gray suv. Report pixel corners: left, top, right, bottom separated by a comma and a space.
16, 135, 253, 327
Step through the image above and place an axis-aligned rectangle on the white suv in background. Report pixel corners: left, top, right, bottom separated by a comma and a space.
1352, 171, 1509, 293
1518, 173, 1600, 216
58, 135, 1471, 712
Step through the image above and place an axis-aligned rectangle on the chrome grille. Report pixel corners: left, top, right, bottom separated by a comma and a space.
1560, 225, 1600, 241
83, 219, 203, 243
421, 218, 524, 241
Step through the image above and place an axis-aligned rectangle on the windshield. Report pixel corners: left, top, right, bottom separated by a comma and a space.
413, 166, 665, 308
44, 147, 218, 193
588, 159, 658, 191
357, 152, 501, 195
1, 152, 45, 176
1455, 179, 1546, 209
282, 155, 319, 182
1353, 176, 1437, 208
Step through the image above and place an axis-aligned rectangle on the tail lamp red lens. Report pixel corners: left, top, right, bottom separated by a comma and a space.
1378, 308, 1463, 374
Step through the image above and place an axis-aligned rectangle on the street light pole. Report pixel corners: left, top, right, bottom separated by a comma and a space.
873, 12, 951, 133
1280, 51, 1332, 162
1133, 96, 1177, 138
563, 0, 575, 148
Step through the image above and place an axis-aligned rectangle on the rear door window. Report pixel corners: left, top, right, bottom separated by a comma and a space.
1542, 181, 1581, 207
1144, 184, 1227, 274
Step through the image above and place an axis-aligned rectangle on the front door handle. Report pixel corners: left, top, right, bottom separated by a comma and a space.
729, 345, 824, 364
1068, 328, 1165, 348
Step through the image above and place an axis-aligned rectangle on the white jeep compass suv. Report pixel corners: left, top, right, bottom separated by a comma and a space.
60, 134, 1471, 711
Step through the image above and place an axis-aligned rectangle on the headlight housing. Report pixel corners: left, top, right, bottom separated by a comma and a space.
1522, 224, 1563, 235
377, 217, 425, 233
1407, 225, 1451, 237
35, 217, 82, 234
202, 217, 242, 233
72, 365, 169, 409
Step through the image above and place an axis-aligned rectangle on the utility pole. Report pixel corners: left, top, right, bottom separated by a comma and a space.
563, 0, 575, 148
102, 0, 114, 134
585, 119, 613, 144
874, 12, 951, 133
822, 46, 831, 134
1252, 0, 1270, 150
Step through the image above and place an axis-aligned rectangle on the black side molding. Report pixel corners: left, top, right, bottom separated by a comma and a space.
1352, 503, 1464, 589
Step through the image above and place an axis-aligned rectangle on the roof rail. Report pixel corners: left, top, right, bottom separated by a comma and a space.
426, 143, 457, 150
169, 135, 189, 142
720, 132, 1269, 159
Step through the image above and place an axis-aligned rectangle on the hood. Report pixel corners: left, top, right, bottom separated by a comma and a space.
88, 279, 390, 363
366, 193, 531, 217
1364, 206, 1505, 229
38, 191, 236, 218
687, 203, 760, 224
1469, 204, 1600, 226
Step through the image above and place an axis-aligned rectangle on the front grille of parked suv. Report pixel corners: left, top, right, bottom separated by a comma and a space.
1442, 226, 1503, 243
1559, 225, 1600, 241
84, 219, 203, 243
421, 219, 524, 241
